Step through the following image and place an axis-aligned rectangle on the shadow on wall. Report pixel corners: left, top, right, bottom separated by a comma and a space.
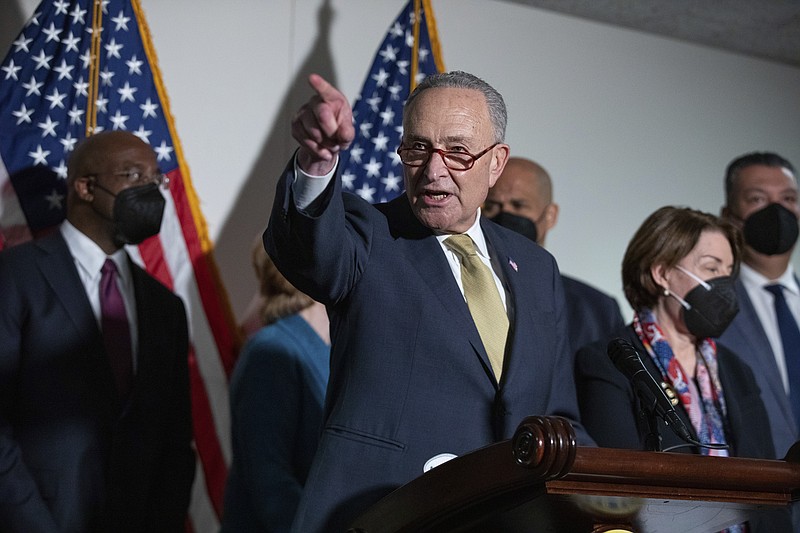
213, 0, 338, 323
0, 2, 25, 55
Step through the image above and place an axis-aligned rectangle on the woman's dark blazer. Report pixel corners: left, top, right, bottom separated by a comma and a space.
575, 325, 791, 532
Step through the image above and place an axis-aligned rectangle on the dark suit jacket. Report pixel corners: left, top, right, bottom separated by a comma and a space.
0, 231, 195, 533
717, 278, 800, 459
575, 326, 791, 533
265, 160, 591, 533
561, 275, 625, 356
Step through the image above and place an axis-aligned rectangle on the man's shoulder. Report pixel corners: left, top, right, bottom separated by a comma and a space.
0, 232, 66, 270
561, 274, 616, 303
720, 279, 758, 333
371, 194, 432, 239
130, 262, 183, 305
483, 217, 554, 261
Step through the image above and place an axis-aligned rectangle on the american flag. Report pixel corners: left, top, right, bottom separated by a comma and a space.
340, 0, 444, 204
0, 1, 237, 531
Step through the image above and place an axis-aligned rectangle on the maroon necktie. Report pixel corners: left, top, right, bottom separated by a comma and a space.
100, 259, 133, 397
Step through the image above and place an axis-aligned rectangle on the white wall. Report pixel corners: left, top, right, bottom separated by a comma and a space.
5, 0, 800, 321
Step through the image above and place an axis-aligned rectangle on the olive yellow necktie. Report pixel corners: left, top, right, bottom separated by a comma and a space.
445, 234, 509, 380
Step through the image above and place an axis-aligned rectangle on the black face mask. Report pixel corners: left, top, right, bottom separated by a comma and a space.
670, 270, 739, 339
742, 203, 799, 256
490, 211, 538, 243
94, 182, 166, 246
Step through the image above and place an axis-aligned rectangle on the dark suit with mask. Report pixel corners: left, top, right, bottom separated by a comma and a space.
0, 230, 195, 532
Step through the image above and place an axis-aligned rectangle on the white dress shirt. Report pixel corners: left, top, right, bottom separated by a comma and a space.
60, 221, 139, 368
739, 262, 800, 393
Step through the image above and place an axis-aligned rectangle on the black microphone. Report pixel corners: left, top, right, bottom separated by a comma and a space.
607, 338, 695, 444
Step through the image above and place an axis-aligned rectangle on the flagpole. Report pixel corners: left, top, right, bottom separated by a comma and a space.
411, 0, 421, 91
422, 0, 445, 72
86, 0, 104, 137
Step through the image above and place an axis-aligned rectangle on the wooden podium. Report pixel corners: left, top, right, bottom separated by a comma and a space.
348, 416, 800, 533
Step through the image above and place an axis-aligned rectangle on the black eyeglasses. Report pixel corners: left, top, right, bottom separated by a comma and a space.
397, 143, 498, 171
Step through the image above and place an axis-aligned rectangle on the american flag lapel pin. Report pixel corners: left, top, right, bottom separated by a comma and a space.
508, 258, 518, 272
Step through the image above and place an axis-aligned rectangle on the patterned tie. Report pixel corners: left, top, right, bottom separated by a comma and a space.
100, 259, 133, 398
445, 234, 509, 380
764, 284, 800, 430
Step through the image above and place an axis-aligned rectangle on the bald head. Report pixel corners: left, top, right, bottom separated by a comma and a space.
483, 156, 560, 246
66, 131, 161, 253
67, 131, 154, 185
505, 157, 552, 204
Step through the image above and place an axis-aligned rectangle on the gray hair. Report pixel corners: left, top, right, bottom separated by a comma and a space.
404, 71, 507, 143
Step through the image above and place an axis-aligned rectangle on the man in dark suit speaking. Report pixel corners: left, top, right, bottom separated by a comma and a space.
482, 156, 625, 355
264, 71, 592, 533
0, 131, 195, 532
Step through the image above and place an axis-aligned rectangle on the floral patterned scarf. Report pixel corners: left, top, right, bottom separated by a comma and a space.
634, 309, 744, 533
633, 309, 730, 457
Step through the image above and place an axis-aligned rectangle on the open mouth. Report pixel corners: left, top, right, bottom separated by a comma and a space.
426, 192, 450, 201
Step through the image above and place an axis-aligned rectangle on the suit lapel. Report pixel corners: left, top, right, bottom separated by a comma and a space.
37, 232, 120, 408
733, 281, 788, 396
36, 233, 101, 343
481, 219, 525, 387
384, 199, 495, 382
731, 280, 795, 425
129, 262, 156, 405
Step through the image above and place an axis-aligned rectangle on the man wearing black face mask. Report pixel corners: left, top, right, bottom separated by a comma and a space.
483, 157, 625, 355
0, 131, 195, 532
718, 151, 800, 463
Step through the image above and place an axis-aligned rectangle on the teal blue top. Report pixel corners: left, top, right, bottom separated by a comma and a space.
221, 314, 330, 532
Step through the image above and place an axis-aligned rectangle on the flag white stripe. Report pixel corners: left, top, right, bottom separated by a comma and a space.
158, 190, 232, 463
188, 453, 221, 532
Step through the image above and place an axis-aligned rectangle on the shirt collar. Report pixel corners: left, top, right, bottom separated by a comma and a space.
435, 209, 490, 258
60, 221, 132, 284
741, 262, 799, 296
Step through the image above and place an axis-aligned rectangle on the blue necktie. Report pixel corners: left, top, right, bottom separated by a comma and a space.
764, 284, 800, 430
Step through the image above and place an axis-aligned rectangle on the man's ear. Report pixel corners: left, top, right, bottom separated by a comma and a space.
535, 203, 560, 247
540, 202, 559, 233
487, 143, 510, 187
73, 176, 94, 202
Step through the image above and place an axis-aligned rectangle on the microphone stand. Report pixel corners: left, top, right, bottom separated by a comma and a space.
637, 396, 663, 452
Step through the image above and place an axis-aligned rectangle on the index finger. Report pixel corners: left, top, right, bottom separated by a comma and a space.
308, 73, 346, 105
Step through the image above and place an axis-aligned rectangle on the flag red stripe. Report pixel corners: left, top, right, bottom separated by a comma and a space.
1, 2, 237, 529
188, 346, 228, 518
134, 213, 230, 520
168, 169, 238, 378
137, 234, 174, 289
